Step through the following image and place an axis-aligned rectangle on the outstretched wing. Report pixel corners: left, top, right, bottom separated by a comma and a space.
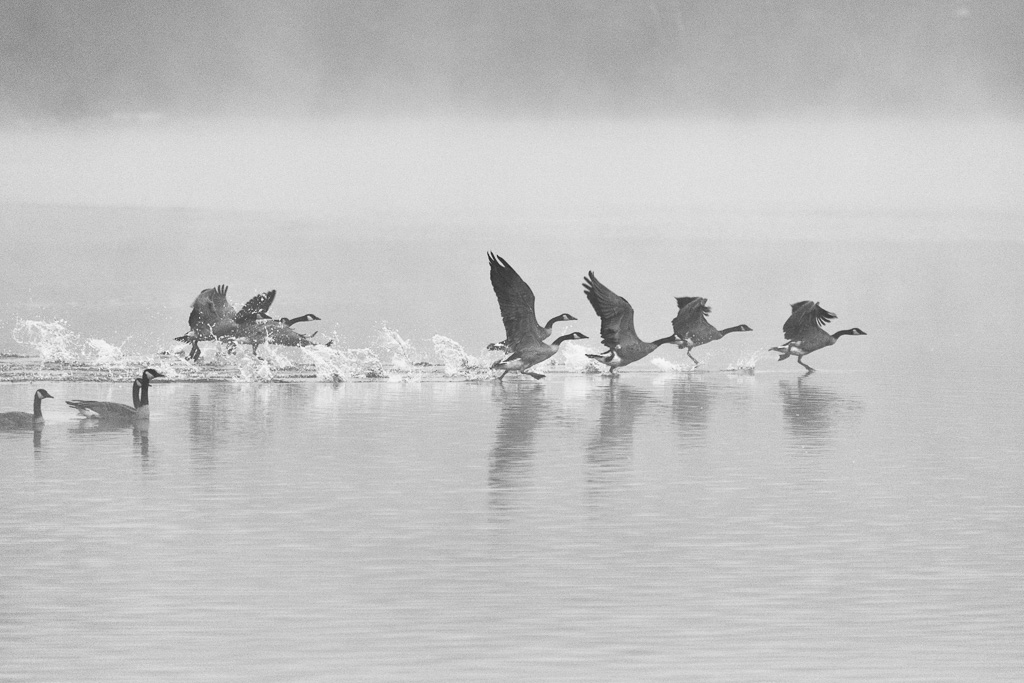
236, 290, 276, 323
783, 300, 836, 340
583, 271, 639, 349
671, 296, 710, 336
188, 285, 234, 330
488, 253, 541, 348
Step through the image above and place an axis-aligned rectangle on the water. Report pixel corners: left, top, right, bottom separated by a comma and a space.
1, 205, 1023, 680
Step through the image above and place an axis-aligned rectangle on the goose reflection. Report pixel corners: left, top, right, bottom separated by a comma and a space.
670, 375, 712, 448
587, 382, 647, 468
68, 418, 152, 460
488, 383, 547, 512
779, 376, 850, 455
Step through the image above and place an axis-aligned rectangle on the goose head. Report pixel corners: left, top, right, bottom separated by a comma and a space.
35, 389, 54, 401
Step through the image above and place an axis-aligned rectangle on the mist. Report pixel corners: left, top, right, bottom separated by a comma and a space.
0, 1, 1022, 238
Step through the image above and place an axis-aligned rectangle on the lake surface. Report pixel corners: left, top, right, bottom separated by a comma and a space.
1, 206, 1023, 680
1, 367, 1022, 681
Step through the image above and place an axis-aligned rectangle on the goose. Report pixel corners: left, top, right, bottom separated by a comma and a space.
770, 301, 865, 372
66, 368, 164, 420
486, 252, 576, 352
175, 285, 276, 360
492, 331, 588, 380
233, 318, 329, 354
582, 271, 678, 371
0, 389, 54, 428
672, 297, 752, 367
280, 313, 321, 326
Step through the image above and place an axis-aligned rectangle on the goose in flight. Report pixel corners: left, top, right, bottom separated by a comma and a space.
582, 271, 677, 372
770, 301, 865, 372
233, 317, 331, 355
0, 389, 54, 428
487, 252, 576, 352
492, 331, 588, 380
66, 368, 164, 420
176, 285, 275, 360
672, 297, 752, 367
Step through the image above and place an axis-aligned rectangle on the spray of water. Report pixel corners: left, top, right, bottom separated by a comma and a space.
432, 335, 492, 379
12, 319, 82, 363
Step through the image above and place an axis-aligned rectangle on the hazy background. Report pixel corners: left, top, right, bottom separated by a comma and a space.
0, 0, 1020, 229
0, 1, 1022, 353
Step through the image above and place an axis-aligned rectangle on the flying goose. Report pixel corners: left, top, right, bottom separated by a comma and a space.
491, 331, 588, 380
66, 369, 164, 420
233, 317, 330, 354
770, 301, 865, 372
582, 271, 677, 371
671, 297, 752, 367
486, 252, 576, 352
0, 389, 54, 428
176, 285, 275, 360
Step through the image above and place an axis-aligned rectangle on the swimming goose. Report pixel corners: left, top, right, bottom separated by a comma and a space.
672, 297, 752, 367
0, 389, 54, 428
582, 271, 678, 371
176, 285, 276, 360
492, 331, 588, 380
66, 368, 164, 420
770, 301, 865, 372
487, 252, 576, 352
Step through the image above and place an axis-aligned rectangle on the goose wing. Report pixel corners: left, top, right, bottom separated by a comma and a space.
583, 272, 640, 349
189, 285, 235, 330
236, 290, 276, 323
783, 301, 836, 340
671, 297, 710, 336
65, 400, 136, 420
488, 253, 542, 348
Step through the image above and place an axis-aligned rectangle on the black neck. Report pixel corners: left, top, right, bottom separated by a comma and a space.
832, 328, 858, 339
33, 393, 44, 419
132, 382, 142, 409
139, 378, 151, 407
552, 333, 578, 346
653, 335, 677, 347
720, 325, 747, 336
543, 316, 562, 329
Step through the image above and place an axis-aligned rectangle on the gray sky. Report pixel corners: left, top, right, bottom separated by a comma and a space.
1, 0, 1022, 118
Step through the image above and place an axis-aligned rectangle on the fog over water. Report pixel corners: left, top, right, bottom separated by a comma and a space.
0, 1, 1021, 235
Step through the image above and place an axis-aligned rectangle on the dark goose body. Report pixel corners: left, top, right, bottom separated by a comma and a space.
487, 252, 576, 352
66, 369, 163, 420
771, 301, 865, 372
583, 271, 677, 371
0, 389, 54, 428
672, 296, 752, 367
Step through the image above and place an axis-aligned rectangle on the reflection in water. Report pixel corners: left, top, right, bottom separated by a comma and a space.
587, 382, 647, 469
488, 383, 546, 513
133, 423, 150, 462
778, 376, 855, 455
67, 417, 152, 460
669, 375, 712, 449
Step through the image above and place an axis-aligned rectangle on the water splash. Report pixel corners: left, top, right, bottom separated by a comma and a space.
726, 348, 770, 373
300, 344, 387, 381
376, 324, 418, 371
432, 335, 491, 379
12, 319, 82, 363
553, 341, 605, 374
650, 357, 693, 373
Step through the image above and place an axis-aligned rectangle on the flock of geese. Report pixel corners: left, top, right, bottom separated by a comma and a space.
486, 252, 864, 381
0, 252, 865, 428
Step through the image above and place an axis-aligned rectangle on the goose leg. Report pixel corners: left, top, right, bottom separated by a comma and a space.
525, 371, 545, 380
797, 356, 815, 373
686, 348, 700, 367
497, 370, 509, 381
